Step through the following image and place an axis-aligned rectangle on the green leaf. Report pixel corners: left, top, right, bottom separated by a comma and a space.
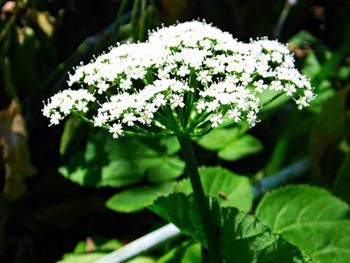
258, 89, 290, 112
288, 31, 317, 46
180, 243, 201, 263
197, 127, 240, 151
176, 166, 253, 211
333, 152, 350, 204
59, 116, 86, 156
256, 185, 350, 263
56, 237, 123, 263
159, 136, 181, 155
150, 193, 309, 263
310, 89, 349, 183
56, 252, 106, 263
155, 240, 200, 263
218, 134, 263, 161
59, 131, 185, 187
126, 256, 155, 263
197, 128, 263, 161
106, 182, 175, 213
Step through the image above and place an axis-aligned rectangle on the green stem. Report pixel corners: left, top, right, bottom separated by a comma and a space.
138, 0, 147, 41
131, 0, 140, 41
176, 134, 222, 263
114, 0, 129, 30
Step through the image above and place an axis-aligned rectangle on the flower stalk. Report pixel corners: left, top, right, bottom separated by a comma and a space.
177, 133, 223, 263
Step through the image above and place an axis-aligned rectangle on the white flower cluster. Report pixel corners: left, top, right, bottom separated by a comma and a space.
43, 89, 95, 125
43, 20, 315, 138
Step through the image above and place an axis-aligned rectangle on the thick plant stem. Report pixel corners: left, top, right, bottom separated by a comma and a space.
177, 134, 222, 263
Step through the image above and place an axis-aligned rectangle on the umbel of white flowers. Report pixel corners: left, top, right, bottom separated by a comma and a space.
43, 20, 315, 138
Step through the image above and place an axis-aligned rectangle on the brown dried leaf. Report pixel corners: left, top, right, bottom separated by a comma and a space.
0, 101, 36, 201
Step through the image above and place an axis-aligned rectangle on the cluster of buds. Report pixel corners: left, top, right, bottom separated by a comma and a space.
43, 20, 315, 138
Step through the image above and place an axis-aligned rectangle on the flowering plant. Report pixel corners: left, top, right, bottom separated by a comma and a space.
43, 21, 314, 138
43, 21, 315, 263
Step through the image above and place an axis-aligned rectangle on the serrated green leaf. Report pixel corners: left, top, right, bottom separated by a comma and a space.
197, 128, 263, 161
150, 193, 309, 263
256, 185, 350, 263
106, 182, 175, 213
59, 131, 184, 187
176, 166, 253, 211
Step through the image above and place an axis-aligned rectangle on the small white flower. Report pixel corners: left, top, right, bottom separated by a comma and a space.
196, 101, 206, 113
138, 112, 154, 125
247, 111, 258, 127
271, 80, 283, 91
122, 112, 137, 126
120, 78, 132, 90
304, 89, 315, 102
240, 72, 252, 85
253, 80, 267, 93
295, 96, 309, 109
94, 113, 109, 127
170, 94, 185, 108
271, 51, 283, 63
158, 68, 170, 79
284, 83, 296, 96
177, 65, 190, 77
228, 108, 241, 122
109, 123, 124, 138
196, 70, 212, 84
210, 114, 223, 128
206, 100, 220, 112
96, 82, 109, 94
154, 94, 166, 107
226, 75, 240, 84
50, 112, 62, 126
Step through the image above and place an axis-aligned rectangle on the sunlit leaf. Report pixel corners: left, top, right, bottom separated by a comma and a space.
106, 182, 175, 213
256, 185, 350, 263
127, 256, 155, 263
150, 193, 309, 263
56, 252, 106, 263
197, 127, 240, 151
180, 242, 201, 263
59, 131, 184, 187
197, 128, 263, 161
176, 166, 253, 211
